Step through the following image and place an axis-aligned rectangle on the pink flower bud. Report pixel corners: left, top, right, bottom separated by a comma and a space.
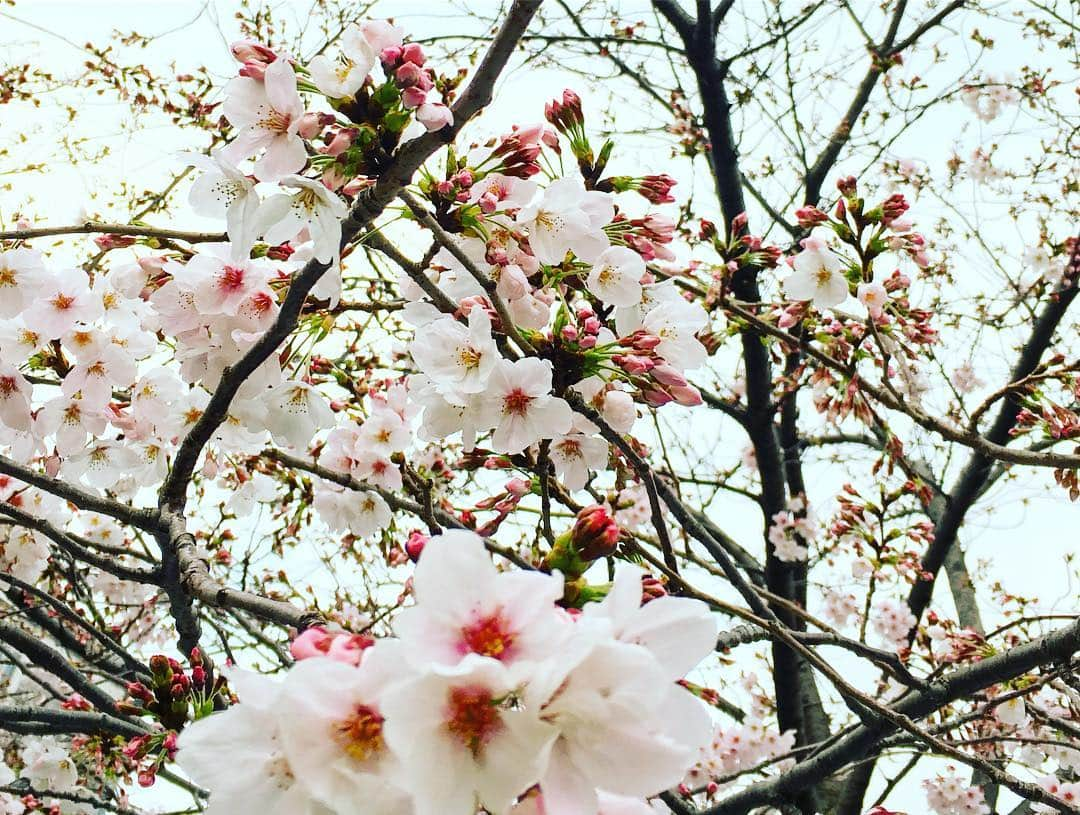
641, 387, 673, 407
297, 112, 325, 140
650, 364, 688, 388
379, 45, 403, 67
138, 255, 167, 274
94, 234, 136, 250
614, 354, 654, 375
506, 477, 531, 497
400, 42, 425, 66
416, 102, 453, 132
230, 40, 277, 65
670, 384, 704, 406
402, 85, 427, 109
571, 505, 621, 561
395, 61, 424, 87
794, 206, 829, 228
325, 129, 355, 157
238, 61, 268, 80
405, 530, 429, 562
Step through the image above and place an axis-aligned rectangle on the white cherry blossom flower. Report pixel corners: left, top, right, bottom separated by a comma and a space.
394, 529, 569, 675
36, 395, 109, 456
409, 375, 487, 451
587, 245, 645, 307
469, 172, 538, 211
549, 419, 608, 492
265, 381, 336, 450
0, 526, 50, 582
517, 177, 614, 265
358, 406, 411, 454
313, 484, 391, 538
857, 280, 888, 319
308, 24, 377, 99
275, 651, 412, 815
381, 654, 558, 815
19, 737, 78, 793
61, 440, 140, 490
642, 299, 708, 371
22, 268, 101, 340
529, 636, 713, 814
222, 58, 307, 182
0, 247, 45, 319
410, 306, 499, 394
583, 564, 717, 681
784, 236, 849, 308
168, 246, 275, 318
0, 365, 32, 433
478, 358, 573, 454
0, 320, 47, 366
61, 343, 137, 407
177, 670, 334, 815
614, 279, 684, 337
574, 377, 637, 433
186, 150, 265, 258
260, 175, 350, 265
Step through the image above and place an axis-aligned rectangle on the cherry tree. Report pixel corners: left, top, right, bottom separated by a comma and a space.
0, 1, 1077, 814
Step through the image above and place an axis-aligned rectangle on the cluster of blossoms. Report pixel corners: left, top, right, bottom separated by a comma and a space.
784, 180, 928, 315
0, 66, 716, 551
766, 494, 815, 563
0, 735, 101, 814
685, 718, 795, 796
923, 767, 991, 815
176, 531, 718, 815
959, 74, 1022, 123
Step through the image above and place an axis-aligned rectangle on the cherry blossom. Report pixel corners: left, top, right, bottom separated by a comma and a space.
307, 24, 378, 100
549, 420, 608, 492
784, 236, 849, 308
264, 381, 335, 450
517, 177, 614, 265
222, 57, 307, 182
0, 365, 32, 433
22, 267, 101, 339
394, 530, 568, 674
176, 670, 333, 815
410, 306, 499, 394
587, 245, 646, 307
381, 654, 558, 815
0, 247, 45, 319
478, 358, 573, 454
260, 175, 350, 265
275, 652, 412, 815
641, 299, 709, 372
186, 151, 264, 257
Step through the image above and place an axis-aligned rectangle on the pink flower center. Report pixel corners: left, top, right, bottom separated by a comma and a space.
444, 685, 503, 757
335, 703, 385, 762
0, 376, 16, 398
502, 387, 532, 417
459, 611, 515, 660
218, 265, 247, 293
